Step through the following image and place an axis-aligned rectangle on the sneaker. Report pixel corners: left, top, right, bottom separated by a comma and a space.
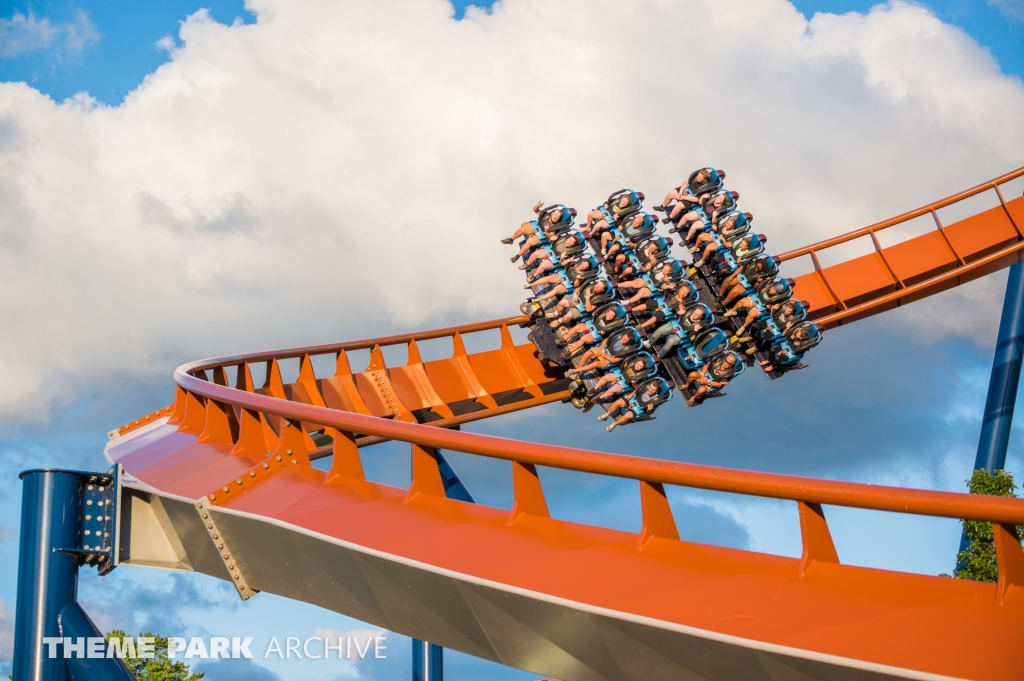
722, 310, 737, 317
653, 205, 665, 212
501, 238, 514, 245
511, 255, 520, 263
605, 424, 616, 432
597, 413, 609, 421
518, 263, 528, 270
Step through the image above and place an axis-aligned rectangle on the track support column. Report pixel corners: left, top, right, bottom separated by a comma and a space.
13, 470, 83, 681
958, 262, 1024, 558
412, 639, 444, 681
973, 262, 1024, 473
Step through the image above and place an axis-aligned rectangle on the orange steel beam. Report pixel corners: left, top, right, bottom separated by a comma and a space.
780, 165, 1024, 329
174, 366, 1024, 526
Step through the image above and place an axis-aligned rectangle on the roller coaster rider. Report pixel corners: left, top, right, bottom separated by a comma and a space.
549, 277, 613, 325
519, 231, 587, 278
723, 277, 795, 338
566, 340, 621, 378
718, 254, 780, 306
683, 351, 741, 407
759, 322, 821, 373
598, 377, 672, 432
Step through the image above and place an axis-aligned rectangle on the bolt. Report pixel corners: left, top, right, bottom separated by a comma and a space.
222, 553, 229, 560
229, 564, 235, 570
286, 449, 293, 455
207, 523, 213, 529
249, 471, 256, 478
262, 463, 269, 470
218, 543, 224, 549
212, 533, 219, 539
85, 530, 91, 536
202, 513, 209, 519
223, 487, 229, 493
197, 502, 204, 509
210, 494, 217, 501
85, 515, 92, 521
233, 575, 240, 581
276, 456, 282, 462
87, 500, 93, 506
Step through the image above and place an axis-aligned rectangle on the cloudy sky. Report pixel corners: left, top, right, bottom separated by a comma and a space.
1, 0, 1023, 679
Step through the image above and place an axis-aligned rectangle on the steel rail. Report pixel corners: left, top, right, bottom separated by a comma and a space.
176, 365, 1024, 525
188, 314, 531, 371
814, 236, 1024, 328
778, 165, 1024, 260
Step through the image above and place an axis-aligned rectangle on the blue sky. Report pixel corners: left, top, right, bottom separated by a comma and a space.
1, 1, 1023, 680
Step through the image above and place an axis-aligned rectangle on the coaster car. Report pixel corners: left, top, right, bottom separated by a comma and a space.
620, 351, 659, 385
635, 235, 672, 265
538, 204, 577, 232
757, 277, 795, 307
732, 233, 766, 263
592, 302, 629, 335
678, 327, 729, 370
629, 377, 673, 421
607, 189, 644, 219
622, 213, 659, 243
687, 167, 725, 197
605, 326, 645, 359
719, 211, 753, 243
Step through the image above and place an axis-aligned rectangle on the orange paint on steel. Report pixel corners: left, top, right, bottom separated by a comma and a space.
173, 367, 1024, 525
780, 166, 1024, 329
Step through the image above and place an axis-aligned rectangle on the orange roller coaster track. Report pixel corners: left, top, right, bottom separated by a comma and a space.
106, 167, 1024, 681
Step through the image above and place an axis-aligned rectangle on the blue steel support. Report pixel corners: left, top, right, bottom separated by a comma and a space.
13, 470, 83, 681
411, 448, 473, 681
58, 603, 135, 681
972, 262, 1024, 474
412, 638, 444, 681
957, 262, 1024, 559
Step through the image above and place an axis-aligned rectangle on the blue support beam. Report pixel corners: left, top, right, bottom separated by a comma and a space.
13, 467, 125, 681
412, 638, 444, 681
972, 262, 1024, 474
958, 262, 1024, 561
14, 470, 83, 681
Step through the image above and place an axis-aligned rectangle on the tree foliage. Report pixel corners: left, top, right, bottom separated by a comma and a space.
105, 631, 204, 681
951, 469, 1023, 582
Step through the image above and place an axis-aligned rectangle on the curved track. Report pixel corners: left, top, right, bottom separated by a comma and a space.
106, 168, 1024, 681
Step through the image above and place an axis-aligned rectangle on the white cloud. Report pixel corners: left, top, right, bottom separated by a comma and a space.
0, 0, 1022, 422
0, 9, 99, 59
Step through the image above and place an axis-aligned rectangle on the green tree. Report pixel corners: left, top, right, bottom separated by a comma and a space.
951, 469, 1023, 582
105, 631, 204, 681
